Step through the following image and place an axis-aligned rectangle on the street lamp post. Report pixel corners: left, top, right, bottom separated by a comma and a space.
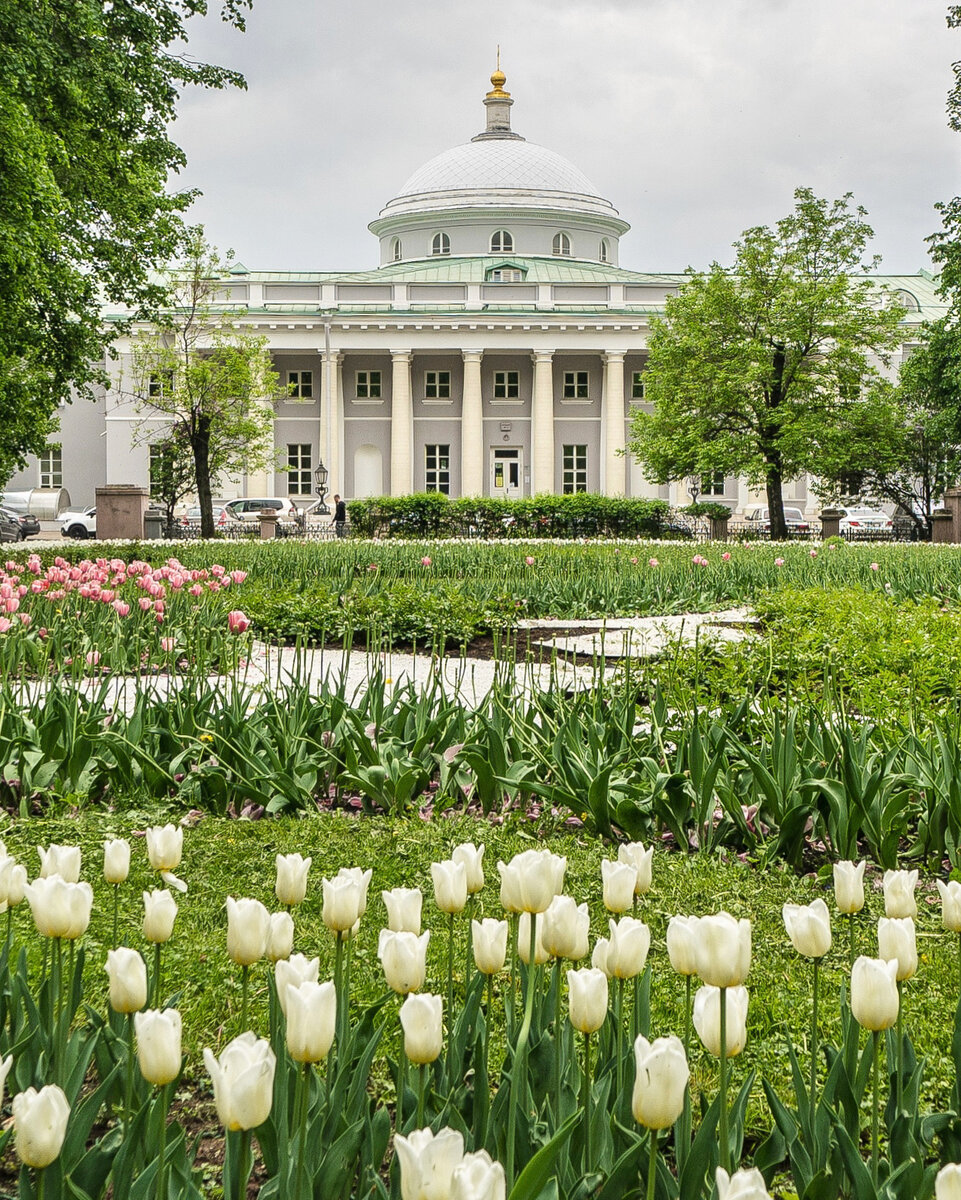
314, 461, 330, 515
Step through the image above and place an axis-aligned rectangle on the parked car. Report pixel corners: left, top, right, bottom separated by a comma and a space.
1, 508, 39, 539
741, 504, 810, 533
178, 505, 242, 529
223, 497, 300, 525
59, 507, 97, 539
837, 506, 893, 534
0, 508, 24, 543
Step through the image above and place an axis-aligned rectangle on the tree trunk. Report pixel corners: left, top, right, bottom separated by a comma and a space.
192, 418, 215, 539
765, 470, 789, 541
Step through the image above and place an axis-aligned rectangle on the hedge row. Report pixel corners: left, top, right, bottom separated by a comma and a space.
345, 493, 671, 539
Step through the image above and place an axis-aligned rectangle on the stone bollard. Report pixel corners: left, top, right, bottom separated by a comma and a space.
95, 485, 150, 540
257, 510, 279, 540
819, 509, 843, 539
932, 509, 955, 544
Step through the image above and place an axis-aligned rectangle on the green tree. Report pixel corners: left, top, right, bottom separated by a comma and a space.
0, 0, 250, 484
129, 235, 278, 539
147, 428, 198, 535
627, 189, 905, 539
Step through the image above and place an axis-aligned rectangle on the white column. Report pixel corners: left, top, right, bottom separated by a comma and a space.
390, 350, 413, 496
602, 352, 626, 496
461, 351, 484, 496
320, 351, 342, 495
531, 350, 554, 494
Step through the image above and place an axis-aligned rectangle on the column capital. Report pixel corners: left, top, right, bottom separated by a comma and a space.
602, 351, 626, 365
390, 349, 414, 362
530, 349, 555, 364
462, 350, 484, 364
318, 350, 343, 365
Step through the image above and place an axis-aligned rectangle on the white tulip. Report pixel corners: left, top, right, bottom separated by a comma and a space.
693, 985, 749, 1058
606, 917, 651, 980
850, 956, 899, 1031
285, 980, 336, 1063
601, 858, 637, 914
833, 860, 866, 914
394, 1126, 464, 1200
541, 895, 590, 961
203, 1032, 276, 1131
618, 842, 653, 894
695, 913, 751, 988
451, 1149, 506, 1200
782, 898, 832, 959
378, 929, 430, 995
274, 853, 311, 907
715, 1166, 772, 1199
666, 915, 699, 976
632, 1035, 688, 1129
24, 876, 93, 939
878, 916, 918, 982
322, 871, 369, 934
135, 1008, 182, 1085
938, 880, 961, 933
883, 869, 918, 919
472, 918, 508, 975
431, 859, 468, 915
103, 838, 131, 885
142, 889, 177, 943
105, 947, 147, 1013
591, 937, 612, 979
225, 897, 270, 967
568, 967, 608, 1033
383, 887, 423, 934
336, 867, 372, 917
0, 858, 27, 908
145, 824, 182, 872
451, 842, 486, 895
275, 954, 319, 1017
496, 850, 562, 915
518, 911, 550, 965
936, 1163, 961, 1200
37, 843, 81, 883
400, 993, 444, 1064
13, 1085, 70, 1168
266, 911, 294, 962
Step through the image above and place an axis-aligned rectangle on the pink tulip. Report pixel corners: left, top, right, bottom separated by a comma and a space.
809, 549, 818, 558
112, 601, 130, 617
774, 557, 785, 566
0, 619, 10, 634
85, 651, 100, 667
139, 598, 152, 612
231, 570, 248, 584
525, 556, 535, 566
189, 584, 203, 597
228, 611, 251, 635
870, 562, 879, 571
160, 638, 175, 652
648, 558, 659, 568
722, 552, 731, 561
19, 615, 31, 627
421, 557, 432, 567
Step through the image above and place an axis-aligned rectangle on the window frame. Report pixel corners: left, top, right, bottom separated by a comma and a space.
562, 370, 590, 400
286, 443, 313, 495
493, 370, 520, 399
490, 230, 514, 254
147, 370, 174, 401
39, 444, 63, 490
424, 370, 451, 400
356, 370, 382, 399
391, 238, 403, 262
430, 232, 451, 256
631, 372, 645, 400
287, 370, 314, 401
700, 470, 726, 497
599, 238, 610, 263
424, 443, 451, 495
561, 444, 588, 494
552, 231, 572, 256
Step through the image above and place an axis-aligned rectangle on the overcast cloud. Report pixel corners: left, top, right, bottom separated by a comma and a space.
169, 0, 960, 275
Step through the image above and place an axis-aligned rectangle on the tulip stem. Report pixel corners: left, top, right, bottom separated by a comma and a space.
235, 1128, 252, 1200
582, 1031, 592, 1174
125, 1012, 135, 1129
36, 1169, 45, 1200
848, 912, 856, 969
417, 1062, 426, 1127
810, 958, 820, 1107
615, 977, 624, 1112
155, 1084, 168, 1200
153, 943, 162, 1009
683, 975, 692, 1059
646, 1128, 658, 1200
446, 912, 454, 1073
507, 912, 538, 1195
5, 906, 10, 951
465, 896, 474, 991
553, 959, 562, 1121
719, 985, 730, 1175
957, 931, 960, 999
333, 934, 345, 1061
294, 1063, 309, 1200
872, 1030, 880, 1187
397, 1037, 407, 1135
508, 914, 518, 1037
896, 981, 903, 1112
113, 884, 119, 950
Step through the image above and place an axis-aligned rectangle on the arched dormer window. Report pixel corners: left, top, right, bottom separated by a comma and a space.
391, 238, 403, 262
553, 231, 572, 256
490, 230, 513, 254
599, 239, 610, 263
431, 232, 451, 256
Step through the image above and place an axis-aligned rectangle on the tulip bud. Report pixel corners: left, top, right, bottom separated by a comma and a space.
0, 859, 27, 908
37, 843, 81, 883
541, 895, 590, 961
13, 1085, 70, 1168
103, 838, 131, 885
451, 842, 485, 895
591, 937, 612, 979
337, 867, 372, 916
378, 929, 430, 995
203, 1032, 276, 1131
400, 992, 444, 1065
850, 955, 899, 1031
715, 1166, 772, 1199
606, 917, 651, 980
601, 859, 637, 914
395, 1127, 465, 1200
143, 889, 178, 943
632, 1035, 689, 1129
322, 871, 368, 934
518, 911, 550, 965
567, 967, 608, 1033
451, 1149, 506, 1200
431, 859, 468, 915
266, 911, 294, 962
275, 954, 319, 1017
135, 1008, 182, 1085
878, 916, 918, 982
618, 842, 653, 895
285, 980, 336, 1064
666, 915, 699, 976
105, 947, 148, 1014
274, 853, 311, 907
146, 824, 182, 872
695, 912, 751, 988
782, 898, 831, 959
496, 850, 561, 915
472, 918, 508, 975
24, 876, 93, 940
226, 897, 270, 967
693, 985, 749, 1058
883, 869, 918, 919
937, 1163, 961, 1200
833, 860, 865, 915
938, 881, 961, 933
383, 887, 423, 934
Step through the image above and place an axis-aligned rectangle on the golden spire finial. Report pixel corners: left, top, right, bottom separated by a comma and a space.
487, 47, 510, 98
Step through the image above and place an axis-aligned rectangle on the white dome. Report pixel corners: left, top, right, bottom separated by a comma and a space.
397, 139, 601, 200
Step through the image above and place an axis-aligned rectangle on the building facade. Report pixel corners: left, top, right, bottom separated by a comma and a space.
6, 68, 942, 513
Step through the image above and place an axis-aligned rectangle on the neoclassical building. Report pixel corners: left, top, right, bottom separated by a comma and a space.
6, 68, 942, 511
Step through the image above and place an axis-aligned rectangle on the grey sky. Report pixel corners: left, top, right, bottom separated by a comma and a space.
171, 0, 959, 275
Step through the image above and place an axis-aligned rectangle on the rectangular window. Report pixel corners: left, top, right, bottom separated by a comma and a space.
700, 471, 726, 496
148, 370, 174, 400
486, 268, 525, 282
563, 371, 589, 399
425, 444, 451, 494
148, 443, 170, 501
425, 370, 451, 399
631, 372, 645, 400
287, 370, 313, 401
39, 444, 62, 490
493, 370, 520, 399
562, 444, 588, 494
287, 444, 313, 495
356, 370, 382, 399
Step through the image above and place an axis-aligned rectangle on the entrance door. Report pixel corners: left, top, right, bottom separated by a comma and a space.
491, 447, 523, 498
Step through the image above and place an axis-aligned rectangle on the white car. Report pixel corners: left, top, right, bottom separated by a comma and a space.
59, 507, 96, 539
741, 504, 810, 532
223, 497, 300, 525
837, 506, 892, 533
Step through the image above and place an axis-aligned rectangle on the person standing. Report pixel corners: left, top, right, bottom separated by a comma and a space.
332, 494, 347, 538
